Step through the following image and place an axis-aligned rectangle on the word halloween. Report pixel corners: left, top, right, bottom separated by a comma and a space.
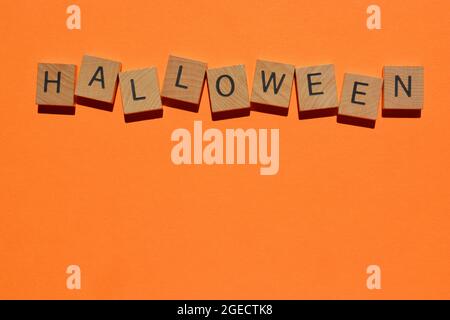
36, 55, 425, 124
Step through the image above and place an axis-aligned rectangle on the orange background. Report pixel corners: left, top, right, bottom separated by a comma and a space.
0, 0, 449, 299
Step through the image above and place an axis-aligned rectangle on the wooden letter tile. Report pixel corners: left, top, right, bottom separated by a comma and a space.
383, 66, 424, 117
338, 73, 383, 127
161, 55, 207, 112
119, 67, 163, 122
36, 63, 76, 107
250, 59, 294, 115
207, 65, 250, 120
296, 64, 338, 118
75, 55, 122, 110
